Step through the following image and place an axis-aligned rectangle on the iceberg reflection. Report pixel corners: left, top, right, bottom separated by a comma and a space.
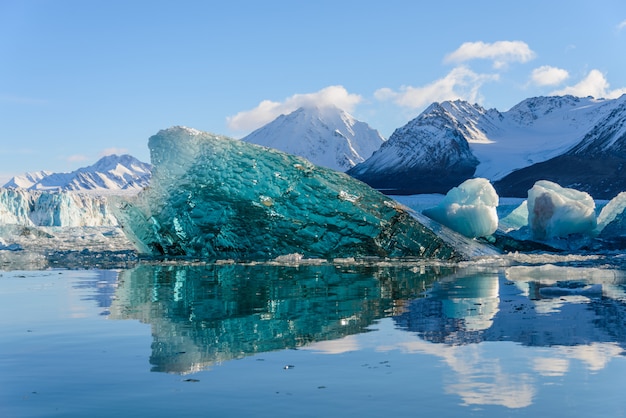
389, 264, 626, 408
110, 262, 450, 373
109, 260, 626, 411
395, 265, 626, 349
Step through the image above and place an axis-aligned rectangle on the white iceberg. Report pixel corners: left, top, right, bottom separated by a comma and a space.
423, 178, 499, 238
527, 180, 596, 241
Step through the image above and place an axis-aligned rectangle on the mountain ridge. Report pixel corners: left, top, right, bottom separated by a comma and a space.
3, 154, 152, 194
349, 94, 626, 198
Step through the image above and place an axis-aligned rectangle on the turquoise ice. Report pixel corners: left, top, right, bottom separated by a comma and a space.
113, 127, 474, 261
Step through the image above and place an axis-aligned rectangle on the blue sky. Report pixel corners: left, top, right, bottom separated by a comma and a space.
1, 0, 625, 183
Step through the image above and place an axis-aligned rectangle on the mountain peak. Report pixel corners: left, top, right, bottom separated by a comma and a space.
242, 106, 385, 172
3, 154, 152, 194
349, 94, 626, 196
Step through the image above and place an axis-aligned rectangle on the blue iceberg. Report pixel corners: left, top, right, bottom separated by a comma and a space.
423, 178, 499, 239
113, 127, 477, 261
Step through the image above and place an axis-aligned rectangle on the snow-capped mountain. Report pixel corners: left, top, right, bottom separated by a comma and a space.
3, 154, 152, 193
494, 96, 626, 198
349, 95, 626, 197
347, 102, 481, 194
241, 105, 385, 172
3, 170, 53, 189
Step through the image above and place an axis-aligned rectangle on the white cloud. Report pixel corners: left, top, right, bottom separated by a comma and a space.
99, 147, 129, 157
226, 85, 362, 132
444, 41, 536, 69
530, 66, 569, 86
374, 66, 499, 109
551, 69, 626, 99
617, 19, 626, 31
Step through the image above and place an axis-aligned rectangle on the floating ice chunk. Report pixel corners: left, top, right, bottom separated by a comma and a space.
595, 191, 626, 237
422, 178, 499, 238
527, 180, 596, 240
498, 200, 528, 232
113, 126, 470, 261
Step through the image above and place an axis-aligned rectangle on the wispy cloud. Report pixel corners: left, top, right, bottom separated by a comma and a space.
226, 85, 362, 132
617, 19, 626, 31
0, 94, 47, 105
374, 66, 499, 109
99, 147, 129, 157
444, 41, 536, 69
530, 66, 569, 86
551, 69, 626, 99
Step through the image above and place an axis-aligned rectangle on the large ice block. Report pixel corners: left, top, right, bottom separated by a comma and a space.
527, 180, 596, 240
113, 127, 467, 261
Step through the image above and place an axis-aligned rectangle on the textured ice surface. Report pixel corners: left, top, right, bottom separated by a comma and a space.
528, 180, 596, 240
113, 126, 477, 261
422, 178, 499, 238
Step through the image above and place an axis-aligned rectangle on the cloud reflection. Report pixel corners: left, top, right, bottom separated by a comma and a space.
108, 261, 626, 409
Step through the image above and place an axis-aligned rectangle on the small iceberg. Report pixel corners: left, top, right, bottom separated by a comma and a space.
423, 178, 498, 239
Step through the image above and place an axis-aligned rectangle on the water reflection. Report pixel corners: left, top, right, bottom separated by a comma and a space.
108, 261, 626, 409
390, 264, 626, 408
395, 265, 626, 349
110, 262, 450, 373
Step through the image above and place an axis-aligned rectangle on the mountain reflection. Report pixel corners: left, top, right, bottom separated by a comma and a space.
388, 264, 626, 408
104, 261, 626, 411
110, 262, 626, 377
395, 265, 626, 350
109, 262, 450, 373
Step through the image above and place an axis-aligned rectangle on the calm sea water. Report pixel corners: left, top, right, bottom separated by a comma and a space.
2, 256, 626, 417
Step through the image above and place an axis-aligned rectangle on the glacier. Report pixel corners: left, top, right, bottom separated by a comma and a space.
112, 126, 484, 261
0, 188, 118, 227
422, 178, 499, 239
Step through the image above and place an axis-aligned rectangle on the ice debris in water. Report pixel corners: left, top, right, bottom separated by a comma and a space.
528, 180, 596, 241
422, 178, 498, 239
113, 126, 470, 261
